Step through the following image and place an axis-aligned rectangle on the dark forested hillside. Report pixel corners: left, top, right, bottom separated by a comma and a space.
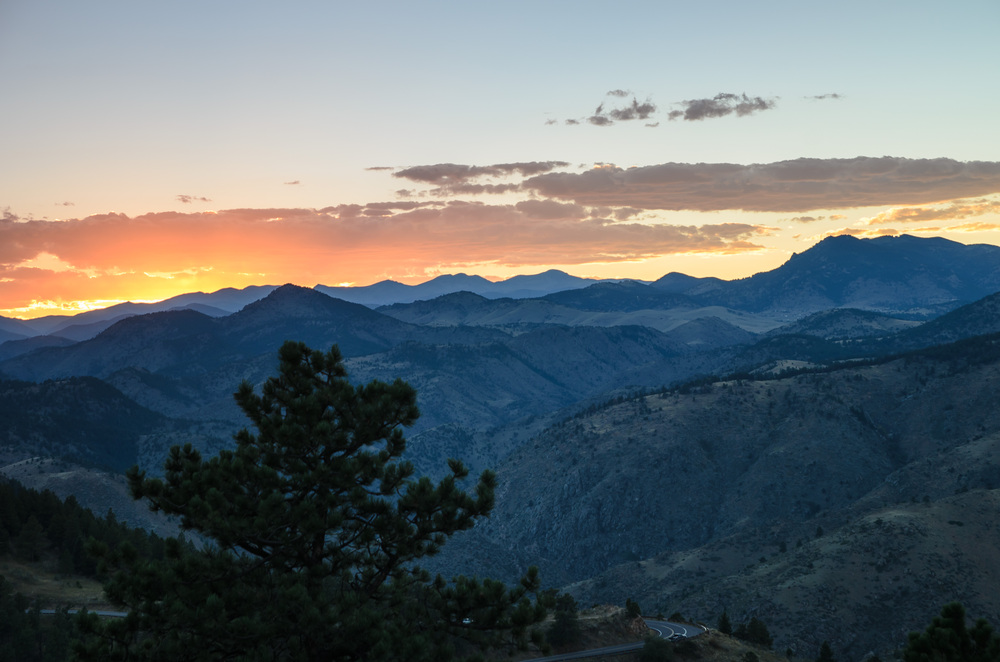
0, 378, 165, 471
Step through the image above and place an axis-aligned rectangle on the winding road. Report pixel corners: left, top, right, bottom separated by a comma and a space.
531, 618, 705, 661
40, 610, 703, 659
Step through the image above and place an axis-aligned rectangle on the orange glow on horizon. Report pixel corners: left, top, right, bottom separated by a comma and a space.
2, 198, 999, 320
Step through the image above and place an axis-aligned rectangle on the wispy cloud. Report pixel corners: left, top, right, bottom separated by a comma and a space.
176, 194, 212, 204
864, 198, 1000, 225
554, 90, 658, 127
947, 221, 1000, 233
786, 214, 847, 224
284, 180, 301, 186
667, 92, 776, 121
827, 227, 902, 239
394, 162, 570, 184
392, 161, 570, 196
522, 158, 1000, 212
588, 97, 658, 126
806, 93, 843, 100
55, 201, 75, 207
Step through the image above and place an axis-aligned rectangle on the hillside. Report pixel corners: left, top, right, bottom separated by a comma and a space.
764, 308, 921, 339
0, 377, 167, 471
432, 333, 1000, 660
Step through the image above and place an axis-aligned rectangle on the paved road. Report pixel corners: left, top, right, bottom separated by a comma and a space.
39, 610, 703, 658
530, 618, 704, 661
38, 608, 128, 618
644, 619, 703, 640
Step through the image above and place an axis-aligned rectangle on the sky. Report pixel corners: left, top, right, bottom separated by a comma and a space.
2, 1, 999, 319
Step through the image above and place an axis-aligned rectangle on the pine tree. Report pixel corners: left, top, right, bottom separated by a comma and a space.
14, 514, 46, 562
718, 610, 733, 635
903, 602, 1000, 662
547, 593, 582, 649
747, 617, 773, 649
734, 616, 772, 649
77, 341, 548, 662
816, 640, 836, 662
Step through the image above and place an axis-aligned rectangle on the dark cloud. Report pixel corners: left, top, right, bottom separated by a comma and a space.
808, 93, 843, 100
394, 162, 568, 184
554, 91, 658, 127
668, 92, 776, 121
609, 99, 656, 121
392, 161, 571, 196
2, 208, 20, 223
522, 157, 1000, 213
176, 194, 212, 204
284, 180, 301, 186
588, 97, 657, 126
365, 166, 395, 171
55, 201, 75, 206
587, 113, 613, 127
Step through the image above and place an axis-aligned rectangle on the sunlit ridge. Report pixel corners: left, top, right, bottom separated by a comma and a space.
1, 298, 160, 320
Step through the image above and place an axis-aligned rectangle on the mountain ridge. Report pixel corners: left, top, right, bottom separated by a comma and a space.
7, 235, 1000, 343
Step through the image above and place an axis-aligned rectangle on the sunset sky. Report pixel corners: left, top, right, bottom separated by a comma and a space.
2, 1, 999, 319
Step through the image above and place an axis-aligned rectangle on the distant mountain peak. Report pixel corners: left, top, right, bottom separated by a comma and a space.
229, 283, 373, 322
426, 273, 492, 284
722, 233, 1000, 315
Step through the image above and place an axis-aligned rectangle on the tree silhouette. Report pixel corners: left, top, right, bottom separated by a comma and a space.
14, 515, 45, 562
78, 341, 547, 661
718, 610, 733, 635
547, 593, 582, 649
816, 640, 836, 662
903, 602, 1000, 662
734, 616, 772, 649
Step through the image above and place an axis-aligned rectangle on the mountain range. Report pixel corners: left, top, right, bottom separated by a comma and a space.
5, 233, 1000, 346
3, 233, 1000, 659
